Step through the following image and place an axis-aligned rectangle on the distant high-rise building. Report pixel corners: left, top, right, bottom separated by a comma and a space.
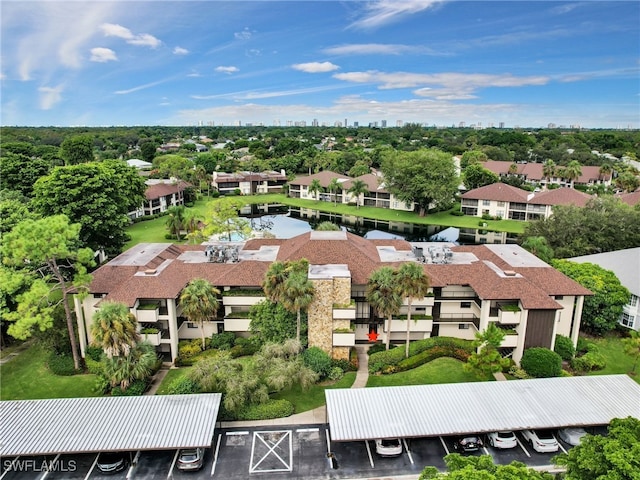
499, 122, 505, 129
353, 121, 359, 128
312, 118, 319, 127
381, 120, 387, 128
458, 121, 466, 128
344, 118, 348, 127
396, 120, 403, 127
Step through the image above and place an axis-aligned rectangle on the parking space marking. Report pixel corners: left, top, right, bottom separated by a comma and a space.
402, 439, 414, 465
249, 430, 292, 473
167, 449, 179, 479
38, 454, 61, 480
516, 437, 531, 457
225, 431, 249, 436
211, 433, 222, 477
296, 428, 319, 433
557, 440, 568, 455
439, 437, 450, 455
482, 446, 490, 456
325, 429, 331, 453
0, 457, 20, 480
364, 440, 374, 468
84, 454, 99, 480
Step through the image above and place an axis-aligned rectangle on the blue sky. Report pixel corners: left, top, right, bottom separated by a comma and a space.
1, 0, 638, 128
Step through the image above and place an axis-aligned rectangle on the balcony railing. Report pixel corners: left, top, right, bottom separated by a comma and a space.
333, 305, 356, 320
435, 313, 480, 330
333, 331, 356, 347
136, 303, 159, 323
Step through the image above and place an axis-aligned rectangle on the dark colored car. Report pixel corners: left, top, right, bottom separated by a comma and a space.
96, 452, 128, 474
177, 448, 204, 471
453, 436, 483, 452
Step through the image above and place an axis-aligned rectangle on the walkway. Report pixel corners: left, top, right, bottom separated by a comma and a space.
222, 345, 371, 428
145, 366, 170, 395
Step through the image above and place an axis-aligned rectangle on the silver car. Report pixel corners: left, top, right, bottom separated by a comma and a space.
374, 438, 402, 457
558, 427, 588, 446
487, 431, 518, 449
177, 447, 204, 471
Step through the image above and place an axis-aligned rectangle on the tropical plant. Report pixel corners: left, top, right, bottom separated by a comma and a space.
521, 236, 554, 263
327, 177, 341, 206
366, 266, 403, 350
165, 205, 186, 240
464, 323, 510, 378
347, 178, 368, 208
542, 159, 556, 181
281, 269, 315, 342
315, 221, 340, 231
102, 342, 157, 390
180, 278, 221, 349
622, 330, 640, 375
91, 301, 140, 358
395, 262, 431, 358
563, 160, 583, 187
307, 178, 322, 200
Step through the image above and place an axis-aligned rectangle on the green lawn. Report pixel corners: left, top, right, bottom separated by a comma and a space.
586, 335, 639, 384
271, 372, 356, 413
366, 357, 492, 387
0, 345, 99, 400
155, 367, 192, 395
124, 193, 526, 248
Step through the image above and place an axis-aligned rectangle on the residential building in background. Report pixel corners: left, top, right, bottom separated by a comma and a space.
128, 179, 191, 220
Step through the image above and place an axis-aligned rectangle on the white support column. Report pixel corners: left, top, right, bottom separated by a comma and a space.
167, 298, 179, 362
73, 296, 88, 358
571, 296, 585, 347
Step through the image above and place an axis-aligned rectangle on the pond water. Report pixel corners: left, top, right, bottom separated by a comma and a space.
240, 204, 520, 245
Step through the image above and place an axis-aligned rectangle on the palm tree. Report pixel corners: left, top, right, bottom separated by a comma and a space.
166, 205, 186, 240
366, 266, 403, 350
102, 342, 157, 390
542, 159, 556, 183
599, 163, 612, 182
262, 261, 289, 303
281, 268, 314, 342
91, 301, 140, 358
508, 163, 518, 175
327, 178, 341, 206
564, 160, 583, 188
347, 179, 368, 208
308, 179, 323, 201
395, 262, 431, 358
180, 278, 221, 350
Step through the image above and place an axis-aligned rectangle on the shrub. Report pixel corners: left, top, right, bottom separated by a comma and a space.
554, 335, 576, 361
508, 365, 530, 379
178, 340, 202, 359
235, 399, 294, 421
331, 358, 355, 372
47, 352, 79, 376
85, 357, 103, 375
85, 345, 103, 362
368, 343, 393, 355
210, 331, 236, 350
450, 210, 464, 216
571, 351, 606, 373
396, 345, 471, 372
167, 377, 200, 394
111, 379, 147, 396
368, 337, 474, 374
302, 347, 332, 377
576, 337, 593, 355
520, 348, 562, 378
328, 367, 344, 381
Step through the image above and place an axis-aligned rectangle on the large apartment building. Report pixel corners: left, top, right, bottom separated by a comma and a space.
74, 231, 590, 364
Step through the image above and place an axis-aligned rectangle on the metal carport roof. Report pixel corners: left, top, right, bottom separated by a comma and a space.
325, 374, 640, 441
0, 393, 221, 456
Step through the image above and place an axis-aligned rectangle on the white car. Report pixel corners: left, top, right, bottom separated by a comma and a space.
487, 431, 518, 449
558, 427, 588, 446
374, 438, 402, 457
520, 429, 559, 453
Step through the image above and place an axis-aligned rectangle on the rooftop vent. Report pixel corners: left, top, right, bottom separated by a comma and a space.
503, 270, 517, 276
144, 268, 157, 275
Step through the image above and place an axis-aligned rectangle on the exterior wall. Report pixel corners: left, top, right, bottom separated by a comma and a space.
438, 323, 477, 340
621, 294, 640, 331
308, 279, 334, 356
523, 310, 555, 349
554, 296, 577, 338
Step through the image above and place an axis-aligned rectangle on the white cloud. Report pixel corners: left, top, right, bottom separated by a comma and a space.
100, 23, 161, 48
234, 28, 252, 40
323, 43, 446, 56
292, 62, 339, 73
173, 46, 189, 55
333, 70, 549, 94
114, 77, 172, 94
90, 47, 117, 63
349, 0, 447, 30
215, 66, 239, 74
38, 85, 63, 110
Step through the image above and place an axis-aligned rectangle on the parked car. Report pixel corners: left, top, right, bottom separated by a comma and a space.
520, 429, 559, 453
487, 431, 518, 449
557, 427, 588, 446
96, 452, 128, 474
177, 447, 204, 471
453, 435, 483, 453
374, 438, 402, 457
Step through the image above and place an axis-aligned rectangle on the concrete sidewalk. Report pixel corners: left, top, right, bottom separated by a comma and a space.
222, 345, 371, 428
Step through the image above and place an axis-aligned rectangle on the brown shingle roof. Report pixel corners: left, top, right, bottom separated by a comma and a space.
461, 183, 530, 202
289, 171, 350, 187
483, 161, 611, 184
145, 181, 190, 200
617, 190, 640, 207
528, 187, 592, 207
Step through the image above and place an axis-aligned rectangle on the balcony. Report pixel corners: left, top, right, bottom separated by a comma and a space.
333, 304, 356, 320
412, 295, 435, 307
222, 290, 265, 307
333, 331, 356, 347
140, 329, 162, 346
498, 305, 522, 324
501, 333, 519, 348
390, 315, 433, 333
224, 316, 251, 332
136, 303, 159, 323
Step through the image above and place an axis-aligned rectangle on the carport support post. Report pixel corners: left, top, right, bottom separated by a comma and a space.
126, 451, 141, 480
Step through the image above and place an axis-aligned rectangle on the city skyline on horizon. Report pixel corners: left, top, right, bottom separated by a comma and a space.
2, 1, 639, 129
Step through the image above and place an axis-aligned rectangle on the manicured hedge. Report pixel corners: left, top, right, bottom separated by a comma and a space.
368, 337, 474, 374
235, 399, 294, 421
521, 347, 562, 378
554, 334, 575, 361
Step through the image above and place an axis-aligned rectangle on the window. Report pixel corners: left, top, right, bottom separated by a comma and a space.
482, 200, 490, 206
630, 295, 638, 307
621, 313, 635, 328
497, 201, 505, 207
461, 302, 471, 309
458, 324, 470, 330
555, 295, 564, 300
187, 322, 198, 329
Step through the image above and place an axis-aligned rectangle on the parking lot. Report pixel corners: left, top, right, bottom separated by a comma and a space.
0, 424, 587, 480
